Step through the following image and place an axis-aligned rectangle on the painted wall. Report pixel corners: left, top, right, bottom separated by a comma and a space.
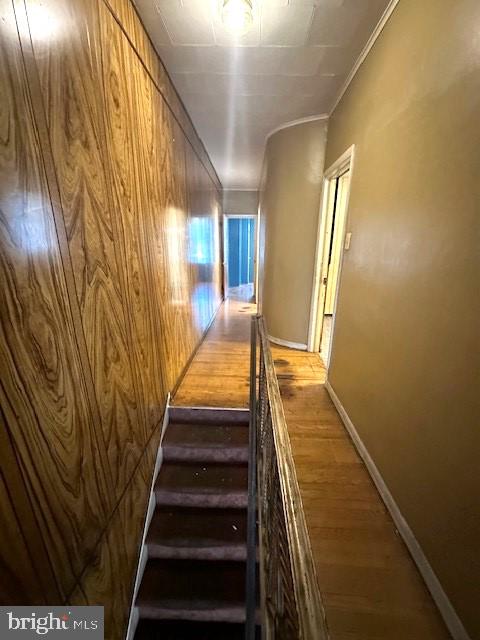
259, 119, 328, 346
0, 0, 222, 636
325, 0, 480, 636
223, 189, 259, 215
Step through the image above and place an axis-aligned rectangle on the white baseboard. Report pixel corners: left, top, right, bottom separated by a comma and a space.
325, 381, 470, 640
268, 334, 307, 351
125, 394, 170, 640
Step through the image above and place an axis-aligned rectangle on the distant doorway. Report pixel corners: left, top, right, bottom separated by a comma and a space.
308, 146, 355, 366
224, 215, 256, 302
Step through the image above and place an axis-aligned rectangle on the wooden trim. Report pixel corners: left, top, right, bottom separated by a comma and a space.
325, 381, 471, 640
258, 318, 328, 639
329, 0, 401, 115
307, 145, 355, 355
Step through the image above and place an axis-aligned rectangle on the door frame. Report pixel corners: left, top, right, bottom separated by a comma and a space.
307, 145, 355, 359
223, 214, 258, 299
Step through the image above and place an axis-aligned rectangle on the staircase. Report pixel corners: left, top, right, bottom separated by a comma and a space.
131, 406, 255, 640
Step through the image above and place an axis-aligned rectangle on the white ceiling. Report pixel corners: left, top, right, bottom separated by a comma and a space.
134, 0, 391, 189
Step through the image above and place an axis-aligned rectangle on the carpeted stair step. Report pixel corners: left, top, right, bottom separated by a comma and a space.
169, 406, 249, 426
146, 506, 247, 561
136, 558, 246, 624
155, 462, 248, 509
162, 422, 249, 463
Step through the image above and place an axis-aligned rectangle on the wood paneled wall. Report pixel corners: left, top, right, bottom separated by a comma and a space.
0, 0, 222, 636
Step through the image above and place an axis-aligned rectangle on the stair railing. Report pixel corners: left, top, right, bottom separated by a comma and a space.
246, 314, 329, 640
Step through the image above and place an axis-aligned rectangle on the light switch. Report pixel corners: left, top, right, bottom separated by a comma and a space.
344, 232, 352, 251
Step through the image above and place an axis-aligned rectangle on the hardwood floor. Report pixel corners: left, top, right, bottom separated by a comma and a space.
173, 300, 450, 639
174, 299, 255, 408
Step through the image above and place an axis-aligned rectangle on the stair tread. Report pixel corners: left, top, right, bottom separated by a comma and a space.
136, 559, 246, 611
163, 423, 249, 463
155, 462, 247, 508
148, 507, 247, 546
164, 423, 248, 446
169, 407, 249, 426
155, 462, 247, 495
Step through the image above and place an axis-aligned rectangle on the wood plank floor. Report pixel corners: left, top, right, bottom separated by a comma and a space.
174, 299, 253, 408
173, 300, 450, 639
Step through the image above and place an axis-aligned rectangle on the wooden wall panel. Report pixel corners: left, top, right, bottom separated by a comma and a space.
0, 0, 109, 597
185, 143, 223, 334
155, 116, 196, 392
69, 428, 161, 640
23, 0, 147, 497
1, 0, 223, 633
100, 2, 167, 433
104, 0, 222, 192
0, 474, 43, 605
0, 411, 59, 604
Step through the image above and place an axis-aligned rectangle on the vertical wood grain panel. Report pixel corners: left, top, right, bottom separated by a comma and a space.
69, 425, 161, 640
0, 409, 59, 604
136, 77, 197, 392
100, 2, 167, 432
185, 143, 223, 334
0, 474, 43, 605
1, 0, 223, 632
23, 0, 148, 494
103, 0, 221, 191
0, 0, 109, 596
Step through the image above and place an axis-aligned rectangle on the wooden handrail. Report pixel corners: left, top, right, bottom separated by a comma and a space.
248, 315, 329, 640
245, 316, 258, 640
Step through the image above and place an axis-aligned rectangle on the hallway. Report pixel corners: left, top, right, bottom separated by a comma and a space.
174, 301, 449, 639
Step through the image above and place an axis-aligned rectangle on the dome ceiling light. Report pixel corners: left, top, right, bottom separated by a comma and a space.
221, 0, 254, 35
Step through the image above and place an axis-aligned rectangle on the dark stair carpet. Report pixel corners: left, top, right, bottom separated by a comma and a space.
147, 506, 247, 560
162, 422, 249, 463
133, 408, 256, 639
155, 461, 248, 508
137, 558, 246, 622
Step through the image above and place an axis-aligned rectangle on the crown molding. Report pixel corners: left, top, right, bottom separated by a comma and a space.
329, 0, 401, 116
266, 114, 329, 143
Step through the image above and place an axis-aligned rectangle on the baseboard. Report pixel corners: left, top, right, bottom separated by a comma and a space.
268, 334, 307, 351
324, 381, 470, 640
125, 394, 170, 640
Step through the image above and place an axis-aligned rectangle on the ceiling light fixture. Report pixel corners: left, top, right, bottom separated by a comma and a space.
221, 0, 253, 35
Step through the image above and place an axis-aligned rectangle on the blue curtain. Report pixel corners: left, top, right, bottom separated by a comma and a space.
227, 218, 255, 287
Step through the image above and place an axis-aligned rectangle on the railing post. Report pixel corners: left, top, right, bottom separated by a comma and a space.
245, 316, 258, 640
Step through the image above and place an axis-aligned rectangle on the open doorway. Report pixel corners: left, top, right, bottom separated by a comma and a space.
308, 146, 355, 366
224, 215, 256, 302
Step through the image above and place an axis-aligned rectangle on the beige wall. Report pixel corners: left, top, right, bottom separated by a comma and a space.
325, 0, 480, 636
260, 119, 328, 345
224, 189, 259, 215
